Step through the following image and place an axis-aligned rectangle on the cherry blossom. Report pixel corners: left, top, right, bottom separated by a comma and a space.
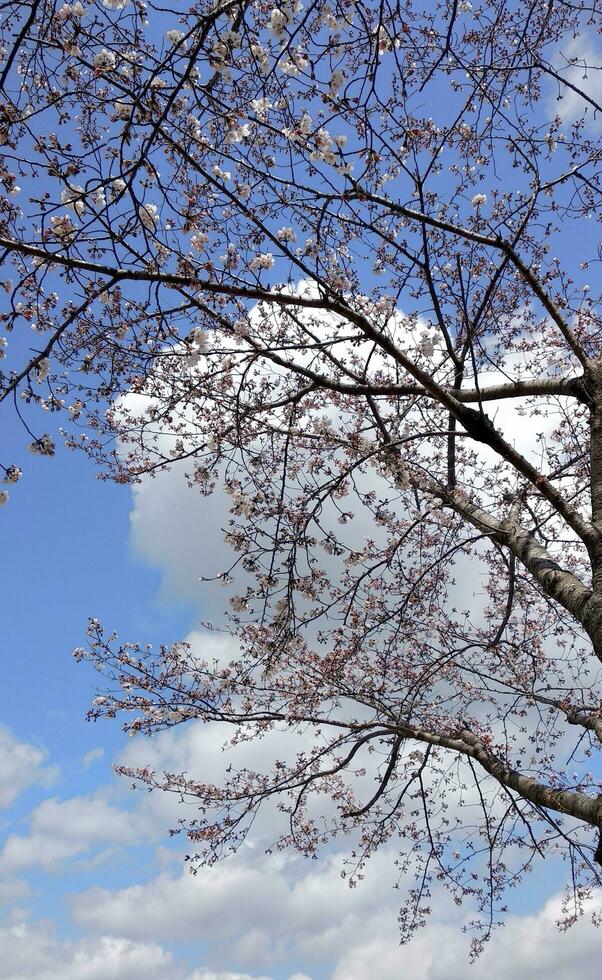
269, 8, 290, 38
49, 215, 76, 242
2, 466, 22, 484
139, 203, 159, 230
92, 48, 116, 72
60, 186, 85, 216
249, 252, 275, 270
165, 30, 185, 46
276, 227, 296, 243
27, 436, 55, 456
1, 0, 602, 956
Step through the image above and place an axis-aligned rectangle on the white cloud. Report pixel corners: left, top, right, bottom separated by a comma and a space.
186, 971, 274, 980
0, 912, 283, 980
81, 748, 104, 768
72, 845, 403, 968
0, 878, 29, 907
0, 792, 155, 874
0, 726, 57, 809
552, 36, 602, 128
0, 920, 180, 980
331, 891, 602, 980
71, 833, 602, 980
129, 461, 231, 605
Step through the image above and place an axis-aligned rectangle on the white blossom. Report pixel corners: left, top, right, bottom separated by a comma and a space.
269, 8, 290, 38
280, 58, 301, 76
50, 214, 76, 241
190, 232, 208, 251
61, 185, 85, 217
186, 113, 202, 136
250, 42, 269, 73
103, 0, 128, 8
212, 165, 231, 182
277, 226, 296, 243
28, 434, 55, 456
471, 192, 487, 207
459, 1, 472, 11
110, 177, 127, 199
166, 29, 185, 45
139, 202, 159, 230
314, 127, 332, 150
212, 39, 229, 65
114, 99, 131, 120
418, 332, 435, 358
186, 326, 207, 366
58, 2, 85, 18
250, 97, 272, 120
92, 48, 116, 71
34, 357, 50, 382
225, 123, 251, 144
280, 48, 308, 76
2, 466, 21, 484
299, 110, 312, 134
0, 490, 8, 506
188, 327, 207, 350
249, 252, 275, 270
329, 68, 345, 95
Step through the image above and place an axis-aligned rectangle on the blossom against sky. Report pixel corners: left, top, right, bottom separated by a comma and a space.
1, 0, 602, 975
0, 419, 600, 980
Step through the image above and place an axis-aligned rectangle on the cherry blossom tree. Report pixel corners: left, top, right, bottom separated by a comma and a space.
2, 0, 602, 953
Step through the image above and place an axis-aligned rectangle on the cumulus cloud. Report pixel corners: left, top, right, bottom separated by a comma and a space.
186, 972, 275, 980
0, 792, 156, 874
0, 725, 57, 809
81, 748, 105, 768
551, 36, 602, 128
0, 920, 180, 980
126, 293, 564, 624
0, 909, 282, 980
129, 461, 230, 605
0, 879, 29, 907
70, 833, 602, 980
331, 891, 602, 980
71, 845, 400, 967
